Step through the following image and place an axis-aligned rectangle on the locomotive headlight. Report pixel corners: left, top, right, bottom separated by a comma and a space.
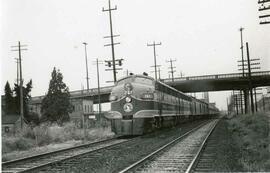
125, 96, 132, 103
123, 103, 133, 112
109, 95, 118, 101
124, 83, 133, 92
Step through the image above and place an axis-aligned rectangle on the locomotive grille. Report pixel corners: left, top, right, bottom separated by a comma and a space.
123, 115, 133, 120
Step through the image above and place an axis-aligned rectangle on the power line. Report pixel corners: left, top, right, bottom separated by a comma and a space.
147, 41, 161, 80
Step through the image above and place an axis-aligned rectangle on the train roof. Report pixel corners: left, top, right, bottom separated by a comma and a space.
117, 74, 154, 82
117, 74, 191, 101
116, 74, 216, 106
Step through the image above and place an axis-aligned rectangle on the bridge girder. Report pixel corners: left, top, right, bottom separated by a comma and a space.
166, 76, 270, 92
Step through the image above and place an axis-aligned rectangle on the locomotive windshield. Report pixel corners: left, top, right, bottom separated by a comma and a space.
134, 77, 153, 85
117, 77, 133, 85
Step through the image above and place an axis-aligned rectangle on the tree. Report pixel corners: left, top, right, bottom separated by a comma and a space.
4, 81, 14, 114
13, 80, 37, 124
41, 67, 73, 125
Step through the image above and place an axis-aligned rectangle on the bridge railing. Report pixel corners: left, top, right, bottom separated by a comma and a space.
163, 71, 270, 82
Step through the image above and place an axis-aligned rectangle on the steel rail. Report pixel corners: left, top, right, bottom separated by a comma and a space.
18, 139, 132, 173
2, 137, 118, 166
2, 137, 130, 173
118, 120, 213, 173
185, 119, 219, 173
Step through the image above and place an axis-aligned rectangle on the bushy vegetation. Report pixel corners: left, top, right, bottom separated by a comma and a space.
41, 67, 72, 125
2, 136, 35, 154
2, 121, 114, 156
228, 113, 270, 171
4, 80, 39, 125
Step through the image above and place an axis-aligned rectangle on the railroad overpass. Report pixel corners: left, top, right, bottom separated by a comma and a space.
162, 71, 270, 92
30, 71, 270, 104
30, 86, 113, 104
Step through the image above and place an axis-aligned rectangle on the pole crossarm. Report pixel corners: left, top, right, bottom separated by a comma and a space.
103, 35, 120, 39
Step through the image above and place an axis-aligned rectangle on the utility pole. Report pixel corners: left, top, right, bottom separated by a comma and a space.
254, 88, 258, 112
151, 65, 161, 80
103, 0, 120, 83
83, 42, 90, 92
11, 41, 27, 129
239, 52, 261, 114
239, 27, 245, 114
227, 98, 229, 115
179, 71, 184, 78
147, 41, 162, 80
233, 91, 239, 115
93, 58, 103, 122
239, 28, 245, 77
15, 58, 20, 85
166, 59, 176, 82
246, 42, 255, 114
158, 67, 161, 80
253, 88, 263, 112
125, 69, 129, 77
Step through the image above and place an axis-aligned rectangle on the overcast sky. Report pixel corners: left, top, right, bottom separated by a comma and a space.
1, 0, 270, 110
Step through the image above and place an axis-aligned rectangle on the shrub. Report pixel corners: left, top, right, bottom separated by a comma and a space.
2, 119, 114, 156
228, 113, 270, 171
2, 136, 35, 154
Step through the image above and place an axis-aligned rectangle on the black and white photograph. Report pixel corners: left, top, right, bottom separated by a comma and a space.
1, 0, 270, 172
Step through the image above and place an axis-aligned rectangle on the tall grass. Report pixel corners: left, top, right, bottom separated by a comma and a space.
228, 113, 270, 171
2, 120, 114, 155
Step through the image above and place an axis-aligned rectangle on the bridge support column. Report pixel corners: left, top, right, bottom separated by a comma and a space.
240, 90, 244, 114
244, 89, 250, 114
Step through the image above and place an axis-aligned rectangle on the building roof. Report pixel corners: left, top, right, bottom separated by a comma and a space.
2, 114, 20, 124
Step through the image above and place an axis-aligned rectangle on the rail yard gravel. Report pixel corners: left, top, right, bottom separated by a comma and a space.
48, 120, 208, 173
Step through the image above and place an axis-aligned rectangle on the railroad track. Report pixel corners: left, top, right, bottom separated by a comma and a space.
2, 137, 131, 173
119, 119, 219, 173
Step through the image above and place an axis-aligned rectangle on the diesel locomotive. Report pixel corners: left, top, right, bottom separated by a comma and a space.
106, 74, 219, 135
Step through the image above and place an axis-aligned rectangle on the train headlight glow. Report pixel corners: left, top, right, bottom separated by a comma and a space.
109, 95, 118, 101
125, 97, 132, 103
123, 103, 133, 112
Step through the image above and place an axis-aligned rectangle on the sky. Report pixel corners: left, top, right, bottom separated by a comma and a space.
1, 0, 270, 110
